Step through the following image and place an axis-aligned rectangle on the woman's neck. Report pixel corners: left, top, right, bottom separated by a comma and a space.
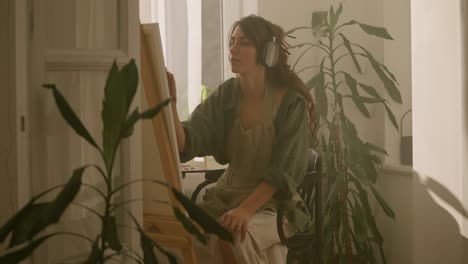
238, 68, 266, 101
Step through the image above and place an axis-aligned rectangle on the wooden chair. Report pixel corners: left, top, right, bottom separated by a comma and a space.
188, 169, 226, 202
185, 149, 322, 264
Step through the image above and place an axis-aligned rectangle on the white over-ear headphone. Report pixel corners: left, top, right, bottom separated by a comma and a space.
263, 36, 280, 67
259, 19, 281, 68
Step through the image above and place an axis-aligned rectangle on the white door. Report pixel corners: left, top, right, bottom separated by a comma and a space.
28, 0, 141, 263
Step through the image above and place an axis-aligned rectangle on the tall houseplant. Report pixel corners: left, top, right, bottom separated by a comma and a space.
287, 3, 399, 263
0, 60, 232, 264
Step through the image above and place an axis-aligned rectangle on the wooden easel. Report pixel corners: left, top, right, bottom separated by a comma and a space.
140, 23, 197, 264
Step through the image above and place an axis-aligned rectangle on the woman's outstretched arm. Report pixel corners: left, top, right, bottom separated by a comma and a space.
166, 71, 186, 153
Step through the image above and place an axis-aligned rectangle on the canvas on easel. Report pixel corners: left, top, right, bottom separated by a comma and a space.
140, 23, 197, 264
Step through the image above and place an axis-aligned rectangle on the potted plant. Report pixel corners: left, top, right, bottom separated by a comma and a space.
0, 60, 232, 264
287, 3, 399, 263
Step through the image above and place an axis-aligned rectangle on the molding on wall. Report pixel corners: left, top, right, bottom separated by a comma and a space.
382, 163, 413, 177
44, 49, 130, 71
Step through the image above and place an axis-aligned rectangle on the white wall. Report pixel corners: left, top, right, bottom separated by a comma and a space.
383, 0, 412, 165
376, 166, 413, 264
462, 3, 468, 260
377, 0, 413, 263
412, 0, 468, 263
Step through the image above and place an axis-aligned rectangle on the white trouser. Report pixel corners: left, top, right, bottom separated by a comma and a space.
194, 210, 294, 264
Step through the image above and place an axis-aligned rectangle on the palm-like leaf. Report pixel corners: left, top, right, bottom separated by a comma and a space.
0, 234, 57, 264
1, 166, 86, 247
42, 84, 99, 150
171, 188, 233, 242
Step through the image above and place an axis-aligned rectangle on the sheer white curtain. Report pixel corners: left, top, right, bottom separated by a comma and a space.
140, 0, 201, 120
221, 0, 258, 80
139, 0, 257, 119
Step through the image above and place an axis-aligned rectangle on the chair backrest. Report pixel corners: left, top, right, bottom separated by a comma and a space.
285, 148, 323, 263
297, 149, 321, 220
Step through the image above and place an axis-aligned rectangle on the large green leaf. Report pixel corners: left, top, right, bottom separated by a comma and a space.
325, 176, 339, 206
360, 149, 378, 183
340, 114, 358, 147
0, 184, 67, 243
339, 20, 357, 28
358, 83, 381, 99
120, 59, 139, 110
285, 26, 313, 35
140, 234, 158, 264
102, 60, 138, 170
341, 116, 377, 183
7, 166, 86, 247
122, 98, 172, 139
320, 56, 326, 73
306, 72, 324, 91
121, 107, 141, 139
352, 200, 368, 242
42, 84, 99, 150
323, 223, 334, 262
312, 73, 327, 119
380, 63, 398, 84
378, 245, 387, 264
104, 216, 122, 252
370, 185, 395, 218
384, 103, 399, 130
46, 166, 86, 220
321, 133, 328, 152
339, 34, 362, 73
84, 238, 101, 264
8, 203, 49, 247
358, 23, 393, 40
329, 5, 337, 30
0, 234, 56, 264
173, 207, 207, 244
365, 142, 388, 155
141, 233, 177, 264
312, 11, 328, 35
127, 212, 177, 264
371, 154, 382, 165
344, 73, 370, 118
358, 46, 402, 103
171, 188, 233, 242
352, 179, 383, 245
348, 139, 378, 184
335, 3, 343, 26
353, 96, 385, 104
139, 98, 173, 119
0, 203, 30, 243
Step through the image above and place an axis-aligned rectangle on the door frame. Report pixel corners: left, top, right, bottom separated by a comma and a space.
13, 0, 143, 262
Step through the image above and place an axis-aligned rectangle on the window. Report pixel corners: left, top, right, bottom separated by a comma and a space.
140, 0, 257, 118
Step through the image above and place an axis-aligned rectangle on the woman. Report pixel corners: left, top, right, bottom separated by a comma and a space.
167, 15, 316, 264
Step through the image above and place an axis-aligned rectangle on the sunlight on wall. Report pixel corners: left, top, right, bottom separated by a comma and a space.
412, 0, 467, 263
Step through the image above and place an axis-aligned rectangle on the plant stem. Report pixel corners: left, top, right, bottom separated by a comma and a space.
100, 151, 116, 263
328, 32, 338, 97
328, 28, 354, 259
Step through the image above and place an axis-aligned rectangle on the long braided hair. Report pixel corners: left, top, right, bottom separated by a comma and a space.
230, 15, 317, 138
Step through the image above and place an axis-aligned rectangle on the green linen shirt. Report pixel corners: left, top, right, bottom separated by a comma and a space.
180, 77, 312, 231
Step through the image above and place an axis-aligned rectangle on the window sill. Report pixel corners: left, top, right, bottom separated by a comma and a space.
382, 163, 413, 177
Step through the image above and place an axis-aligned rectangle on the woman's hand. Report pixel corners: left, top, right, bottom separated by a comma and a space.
166, 70, 177, 102
220, 182, 277, 242
219, 206, 254, 242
